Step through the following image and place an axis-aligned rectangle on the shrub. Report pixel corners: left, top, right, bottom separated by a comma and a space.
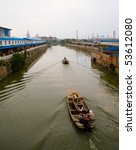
11, 53, 26, 72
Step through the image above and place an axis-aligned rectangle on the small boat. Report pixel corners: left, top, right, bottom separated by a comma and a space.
67, 91, 95, 129
62, 57, 69, 64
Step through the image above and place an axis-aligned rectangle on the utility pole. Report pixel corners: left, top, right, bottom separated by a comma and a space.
26, 30, 30, 38
76, 30, 78, 41
92, 33, 94, 40
88, 35, 89, 41
113, 30, 116, 39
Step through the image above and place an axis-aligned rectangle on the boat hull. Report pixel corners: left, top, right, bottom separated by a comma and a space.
67, 91, 94, 129
62, 59, 69, 64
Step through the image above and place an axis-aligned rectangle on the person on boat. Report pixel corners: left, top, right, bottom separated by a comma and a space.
88, 110, 95, 128
79, 110, 95, 129
62, 57, 69, 64
63, 57, 67, 60
79, 113, 90, 129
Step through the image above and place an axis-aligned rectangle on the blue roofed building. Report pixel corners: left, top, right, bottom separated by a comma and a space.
0, 27, 11, 37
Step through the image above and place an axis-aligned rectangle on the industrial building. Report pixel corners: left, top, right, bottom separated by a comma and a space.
0, 27, 11, 37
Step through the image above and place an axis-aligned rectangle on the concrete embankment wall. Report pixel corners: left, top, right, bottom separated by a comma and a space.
66, 43, 119, 74
26, 44, 48, 66
0, 44, 49, 80
91, 52, 119, 74
66, 43, 93, 52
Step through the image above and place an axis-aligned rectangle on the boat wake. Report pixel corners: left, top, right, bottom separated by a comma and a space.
0, 74, 35, 102
89, 139, 98, 150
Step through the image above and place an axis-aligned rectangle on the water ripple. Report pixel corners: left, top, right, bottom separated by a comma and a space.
0, 74, 36, 102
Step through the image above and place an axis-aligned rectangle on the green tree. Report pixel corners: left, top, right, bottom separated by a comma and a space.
11, 53, 26, 72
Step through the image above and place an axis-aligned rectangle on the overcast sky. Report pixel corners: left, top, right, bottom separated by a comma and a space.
0, 0, 118, 39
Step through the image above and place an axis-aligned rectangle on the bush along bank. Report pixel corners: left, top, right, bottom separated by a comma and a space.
11, 53, 26, 72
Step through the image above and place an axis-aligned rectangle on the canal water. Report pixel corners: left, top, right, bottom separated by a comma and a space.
0, 45, 119, 150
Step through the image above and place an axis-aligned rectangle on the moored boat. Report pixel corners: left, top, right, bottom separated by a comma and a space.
67, 91, 95, 129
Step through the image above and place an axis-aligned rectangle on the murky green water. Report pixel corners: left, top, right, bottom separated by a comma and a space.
0, 45, 119, 150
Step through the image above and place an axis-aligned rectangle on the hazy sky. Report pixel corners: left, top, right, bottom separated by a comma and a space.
1, 0, 118, 39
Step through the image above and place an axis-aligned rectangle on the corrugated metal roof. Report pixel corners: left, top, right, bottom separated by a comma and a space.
104, 46, 119, 51
94, 38, 119, 43
0, 27, 12, 30
0, 37, 44, 41
24, 37, 43, 41
100, 42, 119, 46
0, 37, 24, 40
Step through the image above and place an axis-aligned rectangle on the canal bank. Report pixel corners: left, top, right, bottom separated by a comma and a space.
65, 43, 119, 74
0, 44, 49, 80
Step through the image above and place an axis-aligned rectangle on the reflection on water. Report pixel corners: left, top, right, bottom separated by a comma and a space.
91, 62, 119, 89
0, 45, 118, 150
